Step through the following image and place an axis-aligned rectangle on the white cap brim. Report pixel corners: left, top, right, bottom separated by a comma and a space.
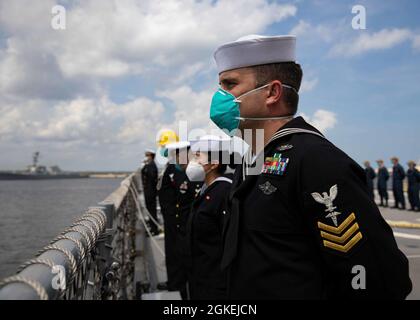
166, 141, 190, 151
190, 135, 231, 153
214, 35, 296, 74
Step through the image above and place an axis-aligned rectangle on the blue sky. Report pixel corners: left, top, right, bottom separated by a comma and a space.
0, 0, 419, 171
285, 0, 420, 167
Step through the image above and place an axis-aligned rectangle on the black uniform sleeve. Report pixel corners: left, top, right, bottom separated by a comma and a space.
399, 165, 406, 179
300, 142, 412, 299
370, 168, 376, 179
150, 163, 158, 187
141, 165, 146, 183
158, 165, 176, 210
196, 182, 231, 246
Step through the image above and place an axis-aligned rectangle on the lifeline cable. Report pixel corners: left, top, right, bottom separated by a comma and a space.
129, 186, 165, 258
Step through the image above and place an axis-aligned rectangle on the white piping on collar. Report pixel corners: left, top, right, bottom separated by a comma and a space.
269, 128, 324, 144
213, 176, 233, 184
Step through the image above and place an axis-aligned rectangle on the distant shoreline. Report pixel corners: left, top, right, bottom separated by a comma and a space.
0, 171, 131, 179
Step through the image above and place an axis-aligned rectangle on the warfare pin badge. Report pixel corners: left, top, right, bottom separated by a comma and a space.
259, 181, 277, 195
276, 144, 293, 152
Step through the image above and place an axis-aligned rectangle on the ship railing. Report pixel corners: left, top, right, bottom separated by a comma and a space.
0, 169, 145, 300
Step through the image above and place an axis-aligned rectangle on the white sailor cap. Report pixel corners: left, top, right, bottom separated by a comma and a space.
190, 135, 231, 153
144, 148, 156, 155
214, 35, 296, 74
165, 141, 190, 151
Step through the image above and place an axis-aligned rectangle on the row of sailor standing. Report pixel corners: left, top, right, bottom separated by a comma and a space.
142, 131, 234, 299
139, 34, 412, 299
363, 157, 420, 211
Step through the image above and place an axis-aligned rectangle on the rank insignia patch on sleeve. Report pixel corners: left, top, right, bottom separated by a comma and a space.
317, 213, 363, 253
262, 153, 289, 175
311, 184, 363, 253
311, 184, 341, 226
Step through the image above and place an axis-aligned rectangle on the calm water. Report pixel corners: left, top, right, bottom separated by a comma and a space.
0, 178, 123, 279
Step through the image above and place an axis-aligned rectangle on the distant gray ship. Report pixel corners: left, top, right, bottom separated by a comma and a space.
0, 152, 88, 180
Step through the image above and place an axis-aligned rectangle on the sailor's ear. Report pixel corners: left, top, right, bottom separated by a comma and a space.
266, 80, 283, 106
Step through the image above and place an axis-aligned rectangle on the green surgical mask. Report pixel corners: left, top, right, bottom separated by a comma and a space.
209, 84, 296, 136
160, 147, 168, 157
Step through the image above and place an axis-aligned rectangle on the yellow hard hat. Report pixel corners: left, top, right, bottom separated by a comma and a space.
157, 129, 179, 147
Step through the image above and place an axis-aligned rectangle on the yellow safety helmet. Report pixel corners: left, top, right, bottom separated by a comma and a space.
157, 129, 179, 147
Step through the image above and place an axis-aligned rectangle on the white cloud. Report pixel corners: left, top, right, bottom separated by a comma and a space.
0, 106, 23, 140
0, 95, 166, 145
290, 20, 420, 58
290, 20, 335, 43
290, 20, 310, 36
300, 77, 319, 93
0, 37, 95, 100
412, 34, 420, 51
171, 62, 207, 85
0, 0, 298, 169
110, 97, 167, 144
0, 84, 222, 163
300, 109, 337, 133
0, 0, 297, 87
158, 85, 215, 130
330, 28, 412, 57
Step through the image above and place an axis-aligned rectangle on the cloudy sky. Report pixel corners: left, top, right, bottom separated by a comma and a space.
0, 0, 419, 171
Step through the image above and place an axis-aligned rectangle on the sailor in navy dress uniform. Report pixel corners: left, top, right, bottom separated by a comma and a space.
210, 35, 412, 299
141, 149, 159, 235
185, 135, 232, 300
363, 161, 376, 201
407, 161, 420, 211
376, 159, 389, 207
164, 141, 202, 299
391, 157, 406, 210
157, 159, 178, 292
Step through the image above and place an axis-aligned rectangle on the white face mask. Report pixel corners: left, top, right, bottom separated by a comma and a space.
186, 160, 206, 182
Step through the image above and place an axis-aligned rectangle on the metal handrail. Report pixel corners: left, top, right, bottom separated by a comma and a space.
0, 171, 142, 300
